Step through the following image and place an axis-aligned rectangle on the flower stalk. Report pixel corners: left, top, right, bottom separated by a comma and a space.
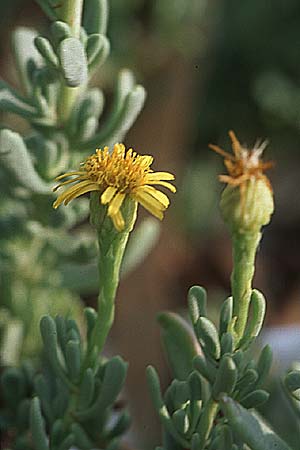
210, 131, 274, 342
88, 193, 137, 355
231, 231, 261, 339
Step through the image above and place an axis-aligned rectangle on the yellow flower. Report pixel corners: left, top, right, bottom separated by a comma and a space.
53, 143, 176, 231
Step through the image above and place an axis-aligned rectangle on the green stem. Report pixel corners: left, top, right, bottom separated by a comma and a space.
60, 0, 83, 37
88, 193, 137, 355
57, 0, 84, 123
231, 231, 261, 340
90, 230, 130, 354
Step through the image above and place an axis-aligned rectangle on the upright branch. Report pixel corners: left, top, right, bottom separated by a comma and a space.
210, 131, 274, 341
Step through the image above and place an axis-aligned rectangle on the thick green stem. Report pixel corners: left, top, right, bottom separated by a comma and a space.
90, 230, 130, 354
231, 231, 261, 340
57, 0, 84, 123
89, 193, 137, 355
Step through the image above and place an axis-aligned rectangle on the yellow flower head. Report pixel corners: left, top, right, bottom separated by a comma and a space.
53, 143, 176, 231
209, 130, 273, 192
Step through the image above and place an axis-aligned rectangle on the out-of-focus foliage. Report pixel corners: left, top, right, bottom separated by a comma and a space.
109, 0, 207, 64
1, 312, 130, 449
0, 0, 146, 364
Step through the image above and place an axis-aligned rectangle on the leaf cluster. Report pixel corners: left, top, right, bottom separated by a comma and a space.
1, 309, 130, 449
147, 286, 294, 450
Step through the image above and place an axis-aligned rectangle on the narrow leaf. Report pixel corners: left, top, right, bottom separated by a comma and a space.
0, 129, 50, 193
158, 311, 201, 380
34, 36, 59, 67
212, 355, 237, 399
83, 0, 108, 35
188, 286, 207, 326
30, 397, 49, 450
196, 317, 221, 360
12, 27, 43, 94
220, 395, 292, 450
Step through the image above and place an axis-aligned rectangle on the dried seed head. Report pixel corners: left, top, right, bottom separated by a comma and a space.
210, 131, 274, 234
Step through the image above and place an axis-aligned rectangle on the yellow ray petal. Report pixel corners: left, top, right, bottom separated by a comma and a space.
53, 176, 85, 192
139, 185, 170, 208
101, 186, 117, 204
134, 189, 166, 210
132, 191, 164, 220
111, 210, 125, 231
108, 192, 126, 217
146, 172, 175, 181
55, 171, 85, 181
54, 184, 99, 208
147, 180, 176, 193
64, 184, 100, 205
53, 180, 98, 208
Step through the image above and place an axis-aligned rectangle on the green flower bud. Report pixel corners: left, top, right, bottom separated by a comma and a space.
220, 178, 274, 234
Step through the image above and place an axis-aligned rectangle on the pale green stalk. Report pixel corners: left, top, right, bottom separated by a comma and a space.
220, 179, 274, 342
89, 193, 137, 355
231, 232, 261, 339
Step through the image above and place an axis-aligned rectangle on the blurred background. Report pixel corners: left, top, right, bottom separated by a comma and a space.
1, 0, 300, 447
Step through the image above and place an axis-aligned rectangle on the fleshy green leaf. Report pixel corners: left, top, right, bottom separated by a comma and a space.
30, 397, 49, 450
158, 311, 201, 380
12, 27, 43, 94
212, 355, 237, 399
0, 80, 38, 119
285, 370, 300, 400
219, 296, 233, 336
188, 285, 207, 326
34, 36, 59, 67
172, 409, 190, 435
239, 289, 266, 348
256, 344, 273, 387
51, 21, 72, 44
240, 389, 270, 408
0, 129, 50, 193
86, 33, 110, 68
71, 423, 94, 449
220, 395, 292, 450
81, 84, 146, 149
59, 37, 88, 87
35, 0, 59, 21
196, 317, 221, 360
65, 340, 81, 381
83, 0, 108, 35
